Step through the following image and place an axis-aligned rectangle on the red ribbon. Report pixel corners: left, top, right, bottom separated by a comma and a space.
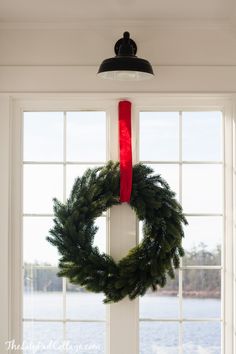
119, 100, 132, 203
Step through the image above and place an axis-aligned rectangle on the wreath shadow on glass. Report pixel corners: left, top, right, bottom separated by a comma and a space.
47, 161, 187, 303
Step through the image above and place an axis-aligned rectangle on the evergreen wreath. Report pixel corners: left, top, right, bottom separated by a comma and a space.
47, 161, 187, 303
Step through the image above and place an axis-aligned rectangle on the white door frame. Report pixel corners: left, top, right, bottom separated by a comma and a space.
0, 93, 234, 354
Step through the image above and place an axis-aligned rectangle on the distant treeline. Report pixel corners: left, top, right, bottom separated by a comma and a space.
24, 243, 221, 298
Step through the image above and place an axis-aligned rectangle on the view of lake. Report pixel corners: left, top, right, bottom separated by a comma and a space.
23, 293, 221, 354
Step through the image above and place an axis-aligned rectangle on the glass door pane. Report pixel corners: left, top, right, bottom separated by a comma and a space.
23, 111, 107, 353
139, 110, 223, 354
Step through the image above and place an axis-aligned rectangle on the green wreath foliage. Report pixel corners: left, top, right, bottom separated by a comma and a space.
47, 161, 187, 303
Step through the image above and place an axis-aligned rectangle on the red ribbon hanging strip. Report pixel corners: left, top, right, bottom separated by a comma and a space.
119, 100, 133, 203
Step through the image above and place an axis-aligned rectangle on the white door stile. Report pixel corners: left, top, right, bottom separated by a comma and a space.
0, 97, 11, 353
10, 101, 24, 354
232, 102, 236, 353
107, 101, 139, 354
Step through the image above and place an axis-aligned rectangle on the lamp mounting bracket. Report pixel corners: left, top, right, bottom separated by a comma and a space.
114, 38, 137, 56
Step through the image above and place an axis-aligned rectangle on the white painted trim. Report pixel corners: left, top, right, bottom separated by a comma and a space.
23, 319, 105, 323
232, 102, 236, 352
1, 67, 236, 93
0, 19, 231, 31
0, 97, 11, 353
0, 92, 233, 101
10, 101, 24, 354
108, 205, 139, 354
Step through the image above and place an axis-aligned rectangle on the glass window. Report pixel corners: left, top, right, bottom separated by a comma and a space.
23, 111, 107, 353
21, 107, 225, 354
23, 165, 63, 214
147, 163, 179, 200
66, 111, 106, 162
182, 216, 222, 266
139, 110, 223, 353
182, 111, 222, 161
140, 112, 179, 161
24, 112, 64, 162
23, 322, 64, 354
183, 322, 221, 354
182, 164, 223, 214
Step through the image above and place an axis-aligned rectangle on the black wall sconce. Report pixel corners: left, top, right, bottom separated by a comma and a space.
97, 31, 154, 81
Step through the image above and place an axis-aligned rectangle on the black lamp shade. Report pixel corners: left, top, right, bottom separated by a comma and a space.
97, 32, 154, 81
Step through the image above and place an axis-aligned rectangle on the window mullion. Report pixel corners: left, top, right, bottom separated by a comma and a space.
62, 111, 67, 353
178, 111, 184, 354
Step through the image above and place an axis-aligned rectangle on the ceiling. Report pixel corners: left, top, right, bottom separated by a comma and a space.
0, 0, 234, 23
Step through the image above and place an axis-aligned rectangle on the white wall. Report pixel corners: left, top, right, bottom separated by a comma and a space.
0, 21, 236, 92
